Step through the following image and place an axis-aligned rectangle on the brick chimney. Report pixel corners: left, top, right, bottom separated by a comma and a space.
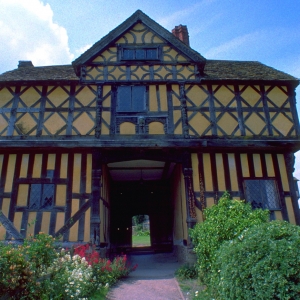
172, 25, 189, 46
18, 61, 34, 68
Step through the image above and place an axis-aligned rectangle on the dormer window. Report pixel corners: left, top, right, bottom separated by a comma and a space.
120, 46, 159, 61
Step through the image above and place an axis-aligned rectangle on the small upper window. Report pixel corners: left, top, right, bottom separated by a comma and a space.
29, 183, 54, 210
121, 47, 159, 61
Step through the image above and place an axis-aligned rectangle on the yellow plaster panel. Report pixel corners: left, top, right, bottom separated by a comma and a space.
186, 85, 208, 107
86, 154, 92, 193
92, 47, 117, 62
120, 122, 136, 134
153, 65, 170, 80
0, 155, 3, 179
217, 112, 239, 135
131, 66, 150, 80
56, 185, 67, 206
20, 154, 29, 178
216, 154, 226, 191
41, 212, 51, 234
188, 112, 211, 136
206, 197, 215, 208
149, 122, 164, 134
60, 154, 68, 179
240, 86, 261, 107
76, 86, 97, 106
17, 184, 29, 206
191, 153, 200, 192
267, 86, 288, 107
47, 154, 56, 170
14, 211, 23, 233
73, 112, 95, 135
87, 67, 102, 80
102, 86, 111, 107
20, 87, 41, 107
15, 112, 37, 136
228, 154, 238, 191
277, 154, 289, 191
265, 154, 275, 177
0, 87, 14, 106
285, 197, 296, 224
240, 154, 250, 177
4, 154, 16, 193
69, 199, 79, 241
244, 113, 266, 135
101, 111, 111, 134
272, 113, 293, 136
149, 85, 158, 112
159, 85, 168, 111
172, 85, 180, 105
107, 66, 124, 80
0, 114, 8, 134
253, 154, 263, 177
72, 154, 82, 194
55, 212, 65, 239
27, 212, 37, 237
173, 110, 182, 134
203, 154, 213, 191
214, 86, 235, 107
0, 199, 10, 239
47, 86, 69, 107
181, 171, 188, 240
176, 66, 194, 80
32, 154, 42, 178
163, 48, 181, 62
274, 211, 283, 220
84, 207, 91, 242
43, 112, 66, 135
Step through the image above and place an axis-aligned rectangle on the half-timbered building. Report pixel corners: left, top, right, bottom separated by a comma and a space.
0, 10, 299, 261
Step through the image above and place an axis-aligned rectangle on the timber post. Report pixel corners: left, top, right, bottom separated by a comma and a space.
91, 150, 102, 250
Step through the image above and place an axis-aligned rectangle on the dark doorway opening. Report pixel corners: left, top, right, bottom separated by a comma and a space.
110, 179, 173, 254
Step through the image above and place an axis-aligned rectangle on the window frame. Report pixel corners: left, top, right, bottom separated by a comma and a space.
116, 85, 147, 113
119, 45, 161, 61
243, 179, 281, 211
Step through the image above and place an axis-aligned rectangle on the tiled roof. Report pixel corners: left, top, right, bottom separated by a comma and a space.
0, 65, 78, 82
0, 60, 298, 83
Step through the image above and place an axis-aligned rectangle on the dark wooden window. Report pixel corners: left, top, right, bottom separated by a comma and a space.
28, 183, 54, 210
121, 47, 159, 60
244, 179, 280, 210
117, 86, 146, 112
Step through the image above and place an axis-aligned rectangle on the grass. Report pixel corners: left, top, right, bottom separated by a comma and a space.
132, 235, 150, 247
176, 277, 206, 300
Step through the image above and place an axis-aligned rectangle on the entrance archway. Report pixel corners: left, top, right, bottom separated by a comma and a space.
108, 159, 175, 253
132, 214, 151, 248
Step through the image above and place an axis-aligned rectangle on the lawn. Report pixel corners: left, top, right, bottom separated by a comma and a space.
132, 235, 151, 247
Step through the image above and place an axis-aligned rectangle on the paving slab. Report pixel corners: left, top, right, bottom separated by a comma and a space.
106, 252, 185, 300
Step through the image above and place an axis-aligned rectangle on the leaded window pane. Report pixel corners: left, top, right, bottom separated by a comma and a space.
29, 184, 42, 209
41, 184, 54, 209
244, 179, 280, 210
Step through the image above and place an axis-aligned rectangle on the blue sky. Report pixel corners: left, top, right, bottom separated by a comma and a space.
1, 0, 300, 175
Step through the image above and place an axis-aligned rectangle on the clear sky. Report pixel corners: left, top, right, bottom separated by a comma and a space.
1, 0, 300, 176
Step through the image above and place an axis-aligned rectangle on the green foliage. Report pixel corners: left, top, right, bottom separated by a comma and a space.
189, 192, 269, 283
210, 221, 300, 300
0, 233, 135, 299
175, 264, 198, 279
134, 229, 150, 236
132, 215, 146, 226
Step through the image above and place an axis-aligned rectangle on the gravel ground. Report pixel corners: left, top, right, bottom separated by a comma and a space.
106, 252, 185, 300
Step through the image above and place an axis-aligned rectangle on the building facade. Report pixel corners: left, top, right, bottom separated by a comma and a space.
0, 10, 299, 260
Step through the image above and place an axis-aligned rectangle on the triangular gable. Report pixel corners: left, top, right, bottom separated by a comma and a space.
72, 10, 206, 75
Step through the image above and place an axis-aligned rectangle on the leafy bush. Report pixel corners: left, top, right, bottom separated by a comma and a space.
175, 264, 198, 279
210, 221, 300, 300
189, 192, 269, 283
134, 229, 150, 236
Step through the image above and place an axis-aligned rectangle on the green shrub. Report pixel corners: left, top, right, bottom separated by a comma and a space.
189, 192, 269, 283
134, 229, 150, 236
175, 264, 198, 279
210, 221, 300, 300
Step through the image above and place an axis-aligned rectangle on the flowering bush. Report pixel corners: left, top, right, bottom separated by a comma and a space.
0, 233, 136, 299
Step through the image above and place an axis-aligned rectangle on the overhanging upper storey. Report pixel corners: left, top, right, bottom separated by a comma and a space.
72, 10, 206, 83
